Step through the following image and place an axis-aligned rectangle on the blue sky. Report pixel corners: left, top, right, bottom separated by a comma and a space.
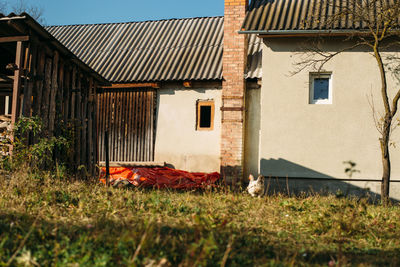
23, 0, 225, 25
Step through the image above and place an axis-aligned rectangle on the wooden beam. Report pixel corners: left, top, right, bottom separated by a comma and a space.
11, 41, 23, 126
0, 35, 29, 43
98, 161, 166, 167
10, 41, 23, 152
101, 82, 160, 89
48, 51, 59, 136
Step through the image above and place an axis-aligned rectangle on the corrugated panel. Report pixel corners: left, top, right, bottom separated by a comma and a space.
46, 17, 262, 82
247, 34, 262, 79
242, 0, 400, 32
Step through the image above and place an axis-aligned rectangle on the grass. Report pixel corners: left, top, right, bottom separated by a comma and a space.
1, 168, 400, 266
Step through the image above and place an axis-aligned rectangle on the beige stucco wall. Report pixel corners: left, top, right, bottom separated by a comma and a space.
260, 37, 400, 199
154, 83, 221, 172
244, 86, 261, 179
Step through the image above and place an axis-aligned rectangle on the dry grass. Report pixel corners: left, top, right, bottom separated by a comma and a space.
1, 168, 400, 266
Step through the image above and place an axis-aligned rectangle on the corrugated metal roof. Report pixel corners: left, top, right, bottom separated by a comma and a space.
242, 0, 400, 33
46, 16, 262, 83
0, 13, 108, 84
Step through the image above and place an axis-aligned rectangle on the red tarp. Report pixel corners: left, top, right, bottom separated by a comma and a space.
100, 167, 221, 189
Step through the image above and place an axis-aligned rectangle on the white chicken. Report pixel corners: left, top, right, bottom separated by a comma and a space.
247, 174, 265, 197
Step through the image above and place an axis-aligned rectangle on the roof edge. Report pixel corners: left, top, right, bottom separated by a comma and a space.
239, 29, 375, 35
46, 15, 224, 28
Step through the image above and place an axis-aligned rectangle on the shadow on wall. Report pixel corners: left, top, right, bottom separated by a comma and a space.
247, 49, 262, 76
260, 158, 398, 203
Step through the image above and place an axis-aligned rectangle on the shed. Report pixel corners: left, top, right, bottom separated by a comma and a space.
0, 13, 108, 174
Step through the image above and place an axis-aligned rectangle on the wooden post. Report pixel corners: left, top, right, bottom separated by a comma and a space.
10, 41, 24, 152
49, 51, 59, 136
105, 130, 110, 186
42, 58, 52, 132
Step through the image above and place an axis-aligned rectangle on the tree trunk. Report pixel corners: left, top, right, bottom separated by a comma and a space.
374, 43, 392, 205
380, 124, 391, 205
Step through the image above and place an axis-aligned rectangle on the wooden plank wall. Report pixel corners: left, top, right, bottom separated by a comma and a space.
97, 89, 156, 163
13, 41, 99, 176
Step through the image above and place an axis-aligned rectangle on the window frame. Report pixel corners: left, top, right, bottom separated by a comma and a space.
309, 72, 333, 105
196, 100, 215, 131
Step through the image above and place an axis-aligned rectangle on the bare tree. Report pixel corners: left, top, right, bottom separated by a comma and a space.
0, 0, 44, 24
293, 0, 400, 205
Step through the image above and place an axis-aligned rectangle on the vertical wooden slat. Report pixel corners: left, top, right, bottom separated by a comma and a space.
134, 91, 140, 161
11, 41, 23, 126
57, 61, 64, 121
116, 91, 121, 161
103, 92, 109, 161
136, 91, 141, 161
101, 93, 106, 162
146, 90, 152, 161
111, 91, 117, 162
42, 58, 52, 132
23, 44, 36, 118
10, 41, 24, 151
140, 91, 146, 161
150, 90, 156, 161
76, 74, 82, 167
142, 91, 147, 161
94, 83, 99, 169
87, 78, 95, 174
81, 80, 88, 167
19, 44, 30, 119
63, 66, 71, 123
97, 93, 102, 162
70, 67, 76, 167
146, 90, 151, 161
109, 92, 114, 161
70, 67, 76, 120
121, 91, 127, 161
48, 51, 59, 136
134, 91, 139, 161
105, 93, 113, 160
126, 91, 133, 161
116, 91, 123, 161
32, 50, 45, 118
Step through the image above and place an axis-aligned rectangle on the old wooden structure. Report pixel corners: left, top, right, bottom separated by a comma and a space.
0, 13, 107, 175
97, 86, 156, 163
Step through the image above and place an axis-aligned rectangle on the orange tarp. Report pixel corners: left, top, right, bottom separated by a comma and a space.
100, 167, 221, 189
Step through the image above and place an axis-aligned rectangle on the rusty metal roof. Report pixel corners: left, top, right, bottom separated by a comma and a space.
242, 0, 400, 34
46, 16, 262, 83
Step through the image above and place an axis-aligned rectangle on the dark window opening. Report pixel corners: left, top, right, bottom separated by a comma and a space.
199, 105, 211, 128
197, 100, 214, 131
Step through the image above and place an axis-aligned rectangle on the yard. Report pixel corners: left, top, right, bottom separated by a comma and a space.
1, 169, 400, 266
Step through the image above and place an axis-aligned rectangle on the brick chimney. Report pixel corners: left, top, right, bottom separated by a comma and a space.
221, 0, 248, 185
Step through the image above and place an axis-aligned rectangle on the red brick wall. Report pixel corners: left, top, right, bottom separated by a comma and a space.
221, 0, 248, 185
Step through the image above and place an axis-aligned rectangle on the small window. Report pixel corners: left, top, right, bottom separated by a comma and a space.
310, 73, 332, 104
197, 100, 214, 131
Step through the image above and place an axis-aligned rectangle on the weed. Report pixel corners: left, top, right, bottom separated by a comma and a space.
0, 168, 400, 266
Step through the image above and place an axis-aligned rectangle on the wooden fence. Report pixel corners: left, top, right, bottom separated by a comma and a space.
97, 89, 156, 163
7, 40, 103, 176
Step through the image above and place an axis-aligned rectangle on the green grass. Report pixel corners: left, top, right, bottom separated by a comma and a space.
1, 169, 400, 266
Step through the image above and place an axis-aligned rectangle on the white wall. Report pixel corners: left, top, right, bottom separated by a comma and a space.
154, 83, 221, 172
259, 37, 400, 199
